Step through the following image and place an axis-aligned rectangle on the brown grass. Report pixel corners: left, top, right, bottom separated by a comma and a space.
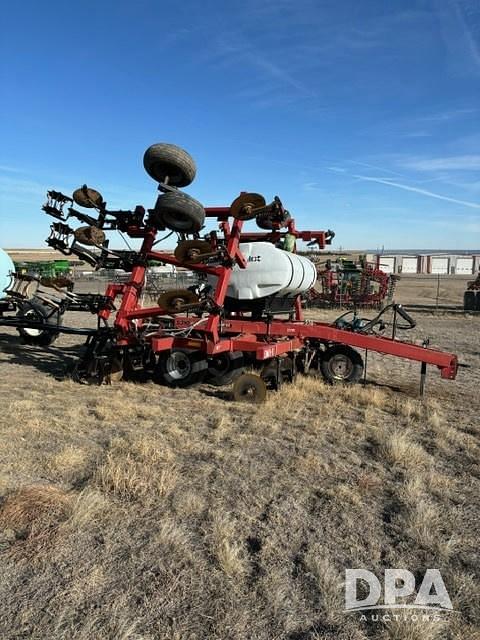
94, 435, 178, 502
0, 485, 73, 557
0, 309, 478, 639
377, 429, 432, 469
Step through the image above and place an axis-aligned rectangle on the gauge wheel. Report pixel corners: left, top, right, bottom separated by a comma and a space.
207, 352, 244, 386
153, 191, 205, 234
16, 300, 61, 346
155, 349, 208, 387
319, 345, 363, 384
143, 143, 196, 187
233, 373, 267, 403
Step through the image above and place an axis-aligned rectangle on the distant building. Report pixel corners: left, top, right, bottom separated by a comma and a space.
366, 253, 480, 275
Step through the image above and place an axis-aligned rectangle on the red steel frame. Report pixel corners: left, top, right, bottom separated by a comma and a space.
97, 207, 458, 381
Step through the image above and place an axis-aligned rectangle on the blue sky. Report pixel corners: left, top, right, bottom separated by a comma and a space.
1, 0, 479, 249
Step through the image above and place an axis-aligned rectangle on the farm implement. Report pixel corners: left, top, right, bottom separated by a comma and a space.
0, 143, 458, 401
306, 256, 399, 309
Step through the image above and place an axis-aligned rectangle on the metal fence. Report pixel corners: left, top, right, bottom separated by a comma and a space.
392, 274, 473, 309
70, 272, 475, 310
71, 270, 197, 300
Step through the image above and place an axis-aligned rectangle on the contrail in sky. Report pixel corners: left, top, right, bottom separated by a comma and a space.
351, 173, 480, 210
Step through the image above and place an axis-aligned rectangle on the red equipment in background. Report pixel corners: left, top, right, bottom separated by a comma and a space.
307, 256, 398, 309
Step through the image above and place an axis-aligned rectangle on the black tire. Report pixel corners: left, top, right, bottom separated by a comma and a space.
207, 352, 244, 386
464, 291, 475, 311
256, 211, 291, 230
320, 345, 363, 384
155, 349, 208, 387
476, 292, 480, 311
153, 191, 205, 234
143, 143, 196, 187
16, 299, 61, 346
233, 373, 267, 403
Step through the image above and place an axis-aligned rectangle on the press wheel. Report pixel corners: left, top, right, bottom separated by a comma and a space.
233, 373, 267, 403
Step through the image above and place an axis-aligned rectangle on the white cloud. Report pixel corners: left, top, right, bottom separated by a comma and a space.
415, 107, 478, 122
303, 182, 321, 191
402, 155, 480, 171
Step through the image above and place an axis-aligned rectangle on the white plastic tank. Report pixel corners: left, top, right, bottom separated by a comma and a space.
0, 248, 14, 299
216, 242, 317, 300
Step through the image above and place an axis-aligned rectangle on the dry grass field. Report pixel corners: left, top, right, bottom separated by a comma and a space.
393, 275, 473, 307
0, 301, 479, 639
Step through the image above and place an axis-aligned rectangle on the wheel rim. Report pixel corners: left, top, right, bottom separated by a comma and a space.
328, 354, 354, 380
210, 354, 230, 376
23, 310, 42, 337
166, 351, 192, 380
243, 384, 257, 398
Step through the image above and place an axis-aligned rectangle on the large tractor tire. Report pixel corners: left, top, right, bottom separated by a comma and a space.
153, 191, 205, 234
16, 299, 61, 346
143, 143, 196, 187
319, 345, 364, 384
